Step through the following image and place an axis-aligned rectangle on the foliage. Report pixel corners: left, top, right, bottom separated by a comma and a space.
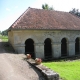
0, 35, 8, 42
0, 31, 1, 35
69, 8, 80, 17
42, 3, 54, 10
43, 60, 80, 80
1, 29, 8, 36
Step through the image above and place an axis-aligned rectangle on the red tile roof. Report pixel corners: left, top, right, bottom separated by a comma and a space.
9, 7, 80, 30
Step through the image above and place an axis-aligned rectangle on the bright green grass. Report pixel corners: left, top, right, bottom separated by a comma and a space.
0, 35, 8, 42
43, 60, 80, 80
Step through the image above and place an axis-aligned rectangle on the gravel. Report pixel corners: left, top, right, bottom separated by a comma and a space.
0, 39, 45, 80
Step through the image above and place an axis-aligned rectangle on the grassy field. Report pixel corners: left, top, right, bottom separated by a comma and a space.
43, 60, 80, 80
0, 35, 8, 42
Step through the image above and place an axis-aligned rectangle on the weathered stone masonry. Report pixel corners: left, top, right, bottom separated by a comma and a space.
8, 30, 80, 59
8, 8, 80, 59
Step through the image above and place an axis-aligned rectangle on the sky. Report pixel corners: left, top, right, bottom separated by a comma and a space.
0, 0, 80, 31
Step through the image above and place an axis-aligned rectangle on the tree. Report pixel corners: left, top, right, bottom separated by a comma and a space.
0, 31, 1, 35
1, 30, 8, 36
42, 3, 54, 10
69, 8, 80, 17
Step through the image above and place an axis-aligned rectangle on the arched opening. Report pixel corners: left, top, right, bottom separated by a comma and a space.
25, 39, 35, 58
44, 38, 52, 59
61, 38, 67, 57
75, 37, 80, 55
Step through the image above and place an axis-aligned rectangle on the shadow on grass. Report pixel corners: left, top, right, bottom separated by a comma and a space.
43, 55, 80, 62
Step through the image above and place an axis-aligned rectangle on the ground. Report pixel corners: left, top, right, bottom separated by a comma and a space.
0, 39, 45, 80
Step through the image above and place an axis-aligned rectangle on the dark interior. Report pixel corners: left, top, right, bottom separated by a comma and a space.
25, 39, 35, 58
44, 38, 52, 59
61, 38, 67, 56
75, 38, 79, 55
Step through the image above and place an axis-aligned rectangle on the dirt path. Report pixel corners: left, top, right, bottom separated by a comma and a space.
0, 39, 45, 80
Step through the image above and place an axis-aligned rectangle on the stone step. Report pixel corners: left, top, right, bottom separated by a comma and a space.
27, 59, 60, 80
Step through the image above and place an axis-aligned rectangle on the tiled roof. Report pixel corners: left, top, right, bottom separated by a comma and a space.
9, 7, 80, 30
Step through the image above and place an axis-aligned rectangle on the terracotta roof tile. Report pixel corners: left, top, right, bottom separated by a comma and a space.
9, 7, 80, 30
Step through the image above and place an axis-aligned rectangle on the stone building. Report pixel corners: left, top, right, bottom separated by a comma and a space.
8, 8, 80, 59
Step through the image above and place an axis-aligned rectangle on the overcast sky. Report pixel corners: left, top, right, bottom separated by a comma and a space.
0, 0, 80, 31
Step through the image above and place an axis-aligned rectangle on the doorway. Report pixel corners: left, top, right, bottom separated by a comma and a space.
75, 37, 80, 55
25, 39, 35, 58
44, 38, 52, 59
61, 38, 67, 57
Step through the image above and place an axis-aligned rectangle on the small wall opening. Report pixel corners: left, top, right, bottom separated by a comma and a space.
44, 38, 52, 59
61, 38, 67, 57
25, 39, 35, 58
75, 37, 80, 55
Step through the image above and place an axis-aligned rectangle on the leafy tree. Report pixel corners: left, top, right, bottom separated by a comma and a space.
42, 3, 54, 10
69, 8, 80, 17
0, 31, 1, 35
1, 30, 8, 36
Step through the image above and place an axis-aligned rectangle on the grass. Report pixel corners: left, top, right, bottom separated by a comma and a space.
0, 35, 8, 42
0, 35, 15, 52
43, 60, 80, 80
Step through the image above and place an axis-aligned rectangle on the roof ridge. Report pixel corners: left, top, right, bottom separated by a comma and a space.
29, 7, 69, 13
69, 12, 80, 20
8, 7, 80, 31
9, 8, 69, 29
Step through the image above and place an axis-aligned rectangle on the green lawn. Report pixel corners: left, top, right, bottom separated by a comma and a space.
0, 35, 8, 42
43, 60, 80, 80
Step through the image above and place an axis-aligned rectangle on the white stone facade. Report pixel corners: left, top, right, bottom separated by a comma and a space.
8, 30, 80, 59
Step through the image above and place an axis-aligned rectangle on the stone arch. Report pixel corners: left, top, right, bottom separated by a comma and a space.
75, 37, 80, 55
61, 38, 68, 57
60, 36, 70, 42
25, 38, 35, 58
24, 36, 38, 44
43, 36, 54, 43
44, 38, 52, 59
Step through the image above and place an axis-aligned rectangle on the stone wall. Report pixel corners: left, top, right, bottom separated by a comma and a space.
8, 30, 80, 59
8, 31, 14, 46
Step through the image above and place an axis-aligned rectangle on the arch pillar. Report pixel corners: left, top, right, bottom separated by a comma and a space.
52, 42, 61, 58
34, 43, 44, 59
69, 41, 75, 56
